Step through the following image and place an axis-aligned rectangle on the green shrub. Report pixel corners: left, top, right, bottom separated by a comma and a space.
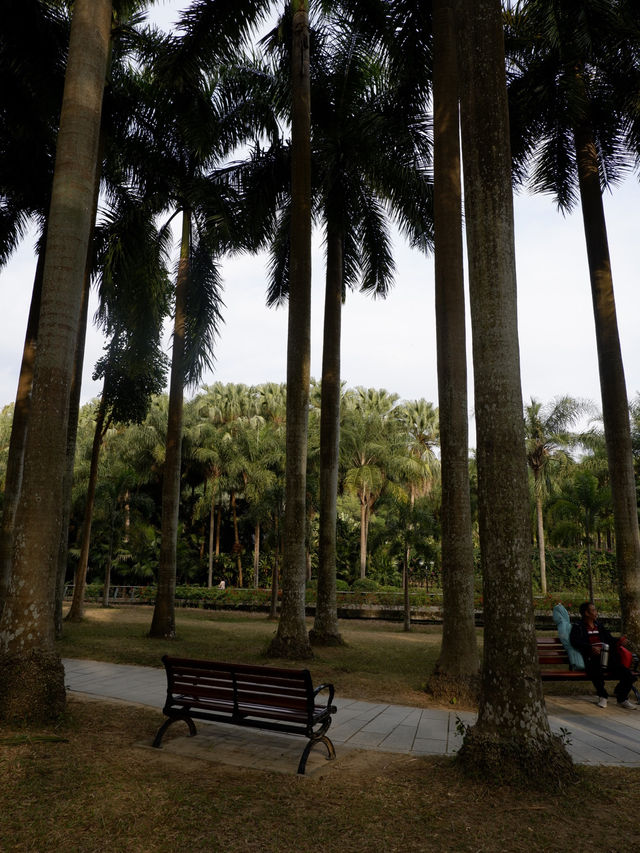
351, 577, 379, 592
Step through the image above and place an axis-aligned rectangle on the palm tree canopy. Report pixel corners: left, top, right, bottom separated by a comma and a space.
506, 0, 640, 209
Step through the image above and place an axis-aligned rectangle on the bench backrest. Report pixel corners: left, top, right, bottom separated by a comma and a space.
537, 638, 571, 666
162, 655, 315, 715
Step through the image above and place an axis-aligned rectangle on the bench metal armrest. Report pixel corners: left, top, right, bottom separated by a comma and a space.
313, 682, 335, 709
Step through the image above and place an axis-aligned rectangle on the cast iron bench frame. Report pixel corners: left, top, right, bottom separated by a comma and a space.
152, 655, 337, 774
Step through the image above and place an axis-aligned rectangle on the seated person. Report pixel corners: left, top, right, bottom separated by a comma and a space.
617, 635, 633, 669
570, 601, 637, 709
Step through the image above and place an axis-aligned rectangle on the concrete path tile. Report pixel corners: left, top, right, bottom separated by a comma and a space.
64, 659, 640, 768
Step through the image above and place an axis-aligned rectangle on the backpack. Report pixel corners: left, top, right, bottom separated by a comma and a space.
552, 603, 585, 670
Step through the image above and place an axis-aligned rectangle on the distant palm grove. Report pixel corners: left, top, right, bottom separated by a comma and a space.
1, 0, 639, 787
1, 385, 639, 596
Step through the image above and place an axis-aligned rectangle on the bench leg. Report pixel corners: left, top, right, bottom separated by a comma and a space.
152, 714, 197, 748
297, 735, 336, 775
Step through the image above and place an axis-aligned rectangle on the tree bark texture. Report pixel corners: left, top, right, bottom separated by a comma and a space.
65, 398, 108, 622
56, 127, 105, 635
574, 120, 640, 645
455, 0, 572, 784
0, 251, 44, 617
429, 0, 479, 702
149, 209, 191, 639
534, 470, 548, 595
268, 0, 312, 659
0, 0, 113, 723
312, 223, 343, 645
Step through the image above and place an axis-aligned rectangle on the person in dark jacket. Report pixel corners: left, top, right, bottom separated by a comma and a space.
570, 602, 637, 709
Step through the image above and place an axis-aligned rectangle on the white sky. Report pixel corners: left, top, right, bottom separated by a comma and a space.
1, 1, 638, 448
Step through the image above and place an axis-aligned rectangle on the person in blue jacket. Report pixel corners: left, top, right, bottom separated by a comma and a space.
570, 602, 637, 709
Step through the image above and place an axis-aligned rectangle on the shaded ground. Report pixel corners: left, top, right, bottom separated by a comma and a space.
55, 605, 599, 712
57, 605, 463, 708
1, 698, 638, 853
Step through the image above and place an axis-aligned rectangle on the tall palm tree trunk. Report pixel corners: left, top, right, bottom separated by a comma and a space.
208, 493, 215, 587
359, 496, 368, 579
269, 512, 281, 619
0, 251, 44, 616
0, 0, 113, 724
533, 468, 548, 594
268, 0, 313, 659
253, 521, 261, 588
149, 210, 191, 639
312, 223, 343, 644
428, 0, 478, 702
574, 120, 640, 645
65, 398, 109, 622
585, 513, 595, 602
56, 139, 103, 636
455, 0, 572, 785
231, 491, 243, 586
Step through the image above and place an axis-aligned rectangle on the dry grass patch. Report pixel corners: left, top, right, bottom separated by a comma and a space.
1, 698, 639, 853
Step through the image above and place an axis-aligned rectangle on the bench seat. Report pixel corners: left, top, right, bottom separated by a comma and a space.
537, 638, 640, 700
153, 655, 337, 774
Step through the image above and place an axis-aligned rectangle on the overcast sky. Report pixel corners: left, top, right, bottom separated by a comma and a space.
1, 1, 638, 446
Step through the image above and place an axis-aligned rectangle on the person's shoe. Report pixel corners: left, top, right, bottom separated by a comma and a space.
617, 699, 638, 709
597, 697, 608, 708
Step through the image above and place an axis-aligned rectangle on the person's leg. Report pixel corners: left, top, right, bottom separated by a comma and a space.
613, 665, 637, 704
585, 657, 608, 701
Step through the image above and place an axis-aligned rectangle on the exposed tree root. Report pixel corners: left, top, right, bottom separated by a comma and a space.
456, 725, 577, 791
426, 670, 480, 706
266, 635, 313, 660
308, 629, 345, 647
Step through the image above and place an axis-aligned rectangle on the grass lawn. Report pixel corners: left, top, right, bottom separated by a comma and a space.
56, 605, 459, 708
2, 605, 633, 852
56, 604, 597, 708
2, 697, 639, 853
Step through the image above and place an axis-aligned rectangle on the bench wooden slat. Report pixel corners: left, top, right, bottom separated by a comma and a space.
153, 655, 337, 774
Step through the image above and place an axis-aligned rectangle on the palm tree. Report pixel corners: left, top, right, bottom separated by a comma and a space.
549, 470, 611, 601
0, 0, 113, 723
0, 1, 68, 615
140, 29, 274, 637
310, 20, 431, 644
234, 416, 283, 587
268, 0, 314, 659
506, 0, 640, 646
65, 198, 169, 622
340, 388, 402, 579
524, 396, 588, 594
425, 0, 480, 702
454, 0, 572, 785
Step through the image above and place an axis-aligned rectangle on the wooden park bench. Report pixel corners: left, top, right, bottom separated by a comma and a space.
152, 655, 337, 774
537, 637, 640, 700
537, 637, 591, 681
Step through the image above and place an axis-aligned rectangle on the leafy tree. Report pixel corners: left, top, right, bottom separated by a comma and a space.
65, 196, 170, 622
524, 396, 588, 594
139, 25, 272, 638
549, 471, 612, 601
340, 388, 403, 580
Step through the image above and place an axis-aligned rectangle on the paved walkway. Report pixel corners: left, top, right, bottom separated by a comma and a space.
63, 658, 640, 774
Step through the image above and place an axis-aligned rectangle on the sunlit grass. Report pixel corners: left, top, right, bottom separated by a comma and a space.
57, 605, 450, 707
